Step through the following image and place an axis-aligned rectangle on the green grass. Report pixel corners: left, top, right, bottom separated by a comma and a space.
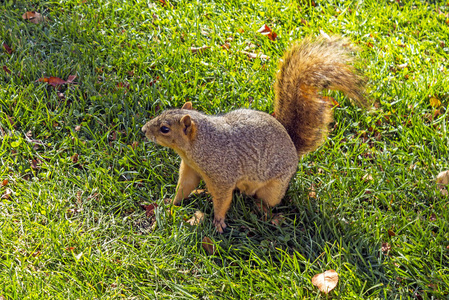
1, 0, 448, 298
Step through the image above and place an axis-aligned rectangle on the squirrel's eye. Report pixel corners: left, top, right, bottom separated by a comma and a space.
160, 126, 170, 134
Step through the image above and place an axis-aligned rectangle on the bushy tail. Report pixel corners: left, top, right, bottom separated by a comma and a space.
274, 35, 366, 156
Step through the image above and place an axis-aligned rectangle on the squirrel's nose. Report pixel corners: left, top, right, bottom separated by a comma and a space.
141, 126, 147, 135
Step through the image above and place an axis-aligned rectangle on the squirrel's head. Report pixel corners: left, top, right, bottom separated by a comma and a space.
142, 102, 197, 153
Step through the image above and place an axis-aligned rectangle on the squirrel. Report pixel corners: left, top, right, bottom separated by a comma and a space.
142, 35, 365, 233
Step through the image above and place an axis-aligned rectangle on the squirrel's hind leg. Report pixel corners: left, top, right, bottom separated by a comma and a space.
255, 179, 289, 207
173, 160, 201, 205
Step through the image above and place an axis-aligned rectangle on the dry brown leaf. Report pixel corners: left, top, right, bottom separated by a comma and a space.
71, 153, 79, 164
381, 242, 391, 253
240, 50, 269, 60
189, 46, 210, 54
76, 191, 82, 206
1, 179, 8, 187
362, 174, 374, 182
257, 24, 277, 41
2, 66, 12, 74
31, 159, 39, 169
312, 269, 339, 294
186, 210, 205, 226
271, 213, 285, 226
221, 43, 231, 50
1, 188, 13, 199
66, 74, 77, 83
202, 237, 216, 255
142, 203, 158, 218
22, 11, 46, 24
388, 229, 396, 237
3, 43, 13, 54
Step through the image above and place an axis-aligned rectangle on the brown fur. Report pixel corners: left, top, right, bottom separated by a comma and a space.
274, 35, 365, 156
142, 36, 366, 233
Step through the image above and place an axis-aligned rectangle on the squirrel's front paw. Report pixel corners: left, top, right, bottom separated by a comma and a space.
213, 218, 227, 233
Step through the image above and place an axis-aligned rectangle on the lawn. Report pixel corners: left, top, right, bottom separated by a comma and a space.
1, 0, 448, 298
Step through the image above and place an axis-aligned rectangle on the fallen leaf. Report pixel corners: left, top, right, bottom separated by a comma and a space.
388, 229, 396, 237
142, 203, 158, 218
237, 28, 244, 34
257, 24, 271, 34
186, 210, 205, 226
429, 213, 436, 221
381, 242, 391, 253
312, 269, 339, 294
158, 0, 173, 7
116, 82, 129, 89
202, 236, 216, 255
2, 188, 13, 199
397, 63, 408, 69
430, 97, 441, 108
37, 76, 67, 87
76, 191, 82, 206
75, 125, 81, 131
1, 179, 8, 187
2, 66, 12, 74
308, 184, 316, 198
3, 43, 13, 54
71, 153, 79, 164
189, 45, 210, 54
271, 213, 285, 226
22, 11, 46, 24
66, 74, 77, 83
240, 50, 269, 60
257, 24, 277, 41
30, 159, 39, 169
362, 174, 374, 182
221, 43, 231, 50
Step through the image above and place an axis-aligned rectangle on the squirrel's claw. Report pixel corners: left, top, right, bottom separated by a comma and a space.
213, 218, 227, 233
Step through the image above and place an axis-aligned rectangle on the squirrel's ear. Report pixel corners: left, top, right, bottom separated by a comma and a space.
182, 102, 193, 110
180, 114, 195, 136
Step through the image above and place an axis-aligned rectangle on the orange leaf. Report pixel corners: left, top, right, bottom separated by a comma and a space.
257, 24, 277, 41
37, 76, 67, 87
388, 229, 396, 237
22, 11, 46, 24
3, 43, 13, 55
312, 270, 339, 294
257, 24, 271, 34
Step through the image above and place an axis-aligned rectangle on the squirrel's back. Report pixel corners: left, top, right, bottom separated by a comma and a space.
191, 109, 298, 182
